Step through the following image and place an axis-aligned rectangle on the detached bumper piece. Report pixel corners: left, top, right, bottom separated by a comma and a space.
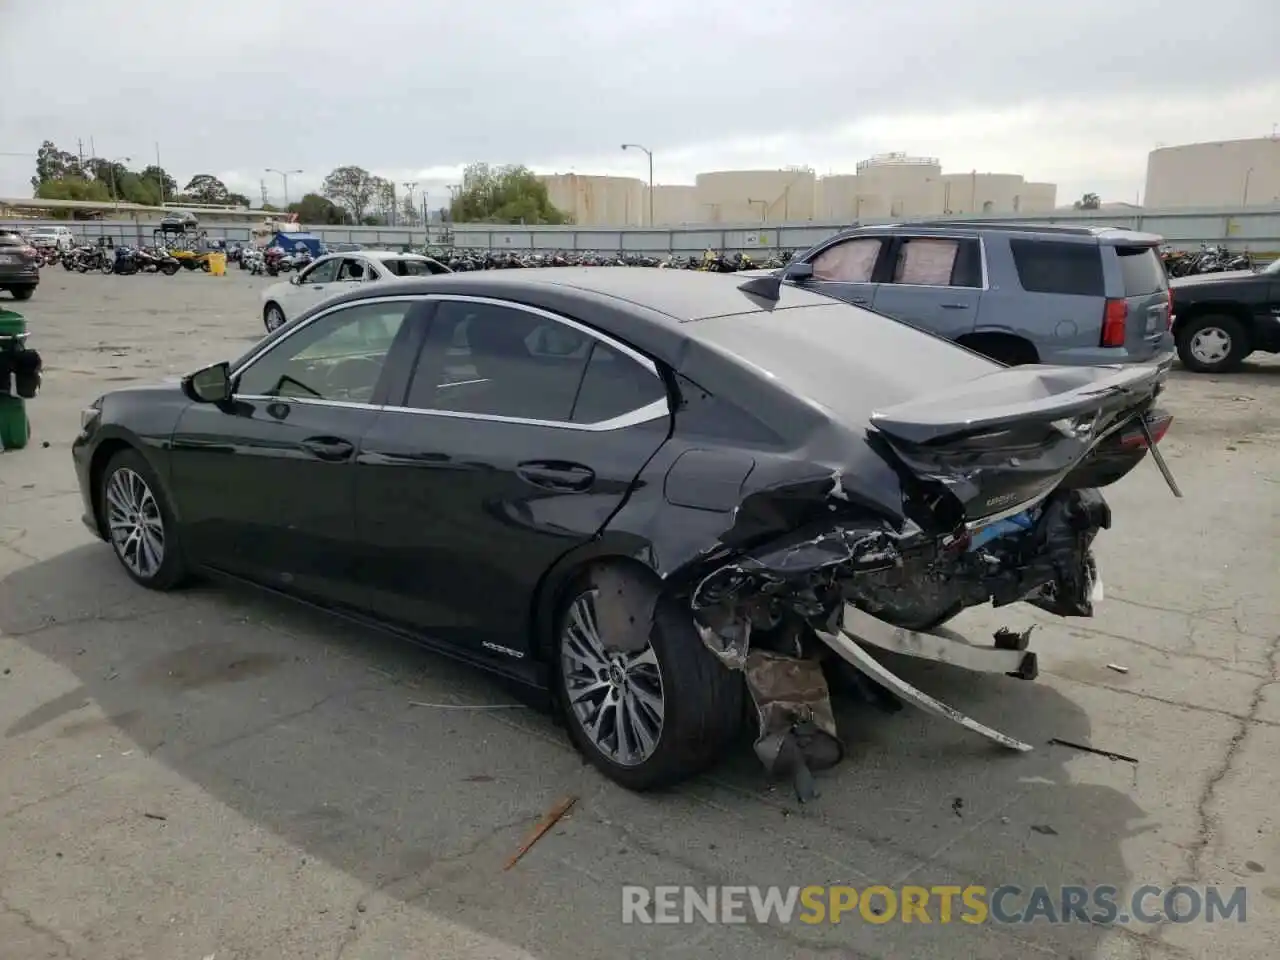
813, 606, 1034, 754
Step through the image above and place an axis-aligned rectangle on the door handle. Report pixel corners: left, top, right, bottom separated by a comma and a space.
516, 460, 595, 492
300, 436, 355, 461
940, 302, 970, 310
850, 297, 869, 305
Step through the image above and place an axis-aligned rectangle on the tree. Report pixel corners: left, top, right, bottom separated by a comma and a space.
450, 163, 570, 224
31, 140, 83, 190
35, 176, 111, 218
321, 165, 378, 222
288, 192, 346, 224
139, 165, 178, 200
182, 174, 232, 205
399, 195, 420, 226
1073, 192, 1101, 210
367, 176, 396, 223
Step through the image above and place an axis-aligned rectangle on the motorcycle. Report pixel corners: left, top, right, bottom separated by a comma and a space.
263, 246, 291, 276
133, 247, 182, 275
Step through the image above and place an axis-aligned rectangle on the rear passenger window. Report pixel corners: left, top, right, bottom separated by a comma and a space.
810, 238, 882, 282
890, 237, 982, 287
1115, 245, 1167, 295
571, 342, 666, 424
405, 302, 589, 422
1009, 239, 1104, 296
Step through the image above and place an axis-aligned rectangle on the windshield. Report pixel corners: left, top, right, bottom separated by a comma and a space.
381, 257, 448, 277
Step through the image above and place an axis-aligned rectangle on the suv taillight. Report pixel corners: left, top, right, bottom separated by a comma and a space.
1101, 299, 1127, 347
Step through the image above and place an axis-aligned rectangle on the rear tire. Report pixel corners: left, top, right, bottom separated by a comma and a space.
555, 567, 743, 791
1176, 314, 1251, 373
161, 262, 179, 276
9, 286, 34, 301
97, 448, 189, 591
264, 303, 286, 332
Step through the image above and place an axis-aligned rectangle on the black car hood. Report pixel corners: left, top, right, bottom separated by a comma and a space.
1169, 270, 1258, 288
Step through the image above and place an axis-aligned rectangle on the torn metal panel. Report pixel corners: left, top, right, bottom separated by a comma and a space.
813, 625, 1033, 753
591, 566, 658, 653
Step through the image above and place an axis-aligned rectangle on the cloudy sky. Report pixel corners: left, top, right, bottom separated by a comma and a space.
2, 0, 1276, 208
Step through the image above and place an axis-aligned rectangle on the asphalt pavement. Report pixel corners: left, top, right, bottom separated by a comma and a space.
1, 269, 1277, 960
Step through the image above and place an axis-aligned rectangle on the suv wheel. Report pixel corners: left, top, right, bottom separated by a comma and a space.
1176, 315, 1250, 373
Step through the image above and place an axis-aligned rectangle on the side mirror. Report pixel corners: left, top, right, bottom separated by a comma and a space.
783, 262, 814, 282
182, 361, 232, 404
289, 274, 301, 285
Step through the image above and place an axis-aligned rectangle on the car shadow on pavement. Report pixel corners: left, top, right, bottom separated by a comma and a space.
1, 544, 1155, 959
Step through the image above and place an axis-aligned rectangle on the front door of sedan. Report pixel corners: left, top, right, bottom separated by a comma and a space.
353, 296, 671, 657
284, 255, 343, 318
170, 297, 423, 605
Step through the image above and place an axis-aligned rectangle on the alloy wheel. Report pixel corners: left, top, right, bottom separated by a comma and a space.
560, 589, 665, 767
265, 305, 285, 331
1189, 326, 1231, 365
104, 467, 165, 579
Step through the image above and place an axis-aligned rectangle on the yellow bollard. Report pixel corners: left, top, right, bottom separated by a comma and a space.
208, 252, 227, 276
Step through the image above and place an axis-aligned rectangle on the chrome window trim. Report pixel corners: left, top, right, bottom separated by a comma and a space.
229, 293, 670, 432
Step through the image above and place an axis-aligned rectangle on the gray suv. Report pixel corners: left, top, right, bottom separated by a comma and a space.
777, 222, 1175, 366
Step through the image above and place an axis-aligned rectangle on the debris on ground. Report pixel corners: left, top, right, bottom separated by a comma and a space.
1031, 824, 1059, 836
142, 812, 167, 821
504, 796, 577, 871
1106, 663, 1130, 674
1048, 737, 1138, 764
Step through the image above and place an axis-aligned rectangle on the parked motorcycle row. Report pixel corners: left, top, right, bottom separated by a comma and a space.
1160, 244, 1252, 277
235, 244, 315, 277
439, 249, 797, 272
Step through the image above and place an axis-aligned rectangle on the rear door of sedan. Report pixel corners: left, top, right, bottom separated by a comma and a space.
352, 294, 671, 658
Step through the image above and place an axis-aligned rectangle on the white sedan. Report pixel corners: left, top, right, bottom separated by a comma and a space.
259, 250, 451, 332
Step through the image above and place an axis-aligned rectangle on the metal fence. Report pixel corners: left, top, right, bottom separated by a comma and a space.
6, 204, 1280, 255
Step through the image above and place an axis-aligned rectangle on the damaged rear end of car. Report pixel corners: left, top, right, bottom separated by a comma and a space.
669, 348, 1178, 799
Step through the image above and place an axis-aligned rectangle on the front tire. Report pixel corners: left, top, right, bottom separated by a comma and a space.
555, 568, 743, 791
1176, 314, 1251, 373
263, 303, 287, 332
98, 449, 189, 591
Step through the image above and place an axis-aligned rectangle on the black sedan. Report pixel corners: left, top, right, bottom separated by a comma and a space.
74, 268, 1173, 790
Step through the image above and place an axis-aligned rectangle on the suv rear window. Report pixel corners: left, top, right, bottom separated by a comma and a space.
1009, 239, 1104, 297
1114, 245, 1167, 295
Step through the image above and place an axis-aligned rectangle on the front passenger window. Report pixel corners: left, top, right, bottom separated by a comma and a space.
810, 238, 882, 282
236, 301, 412, 403
301, 258, 341, 284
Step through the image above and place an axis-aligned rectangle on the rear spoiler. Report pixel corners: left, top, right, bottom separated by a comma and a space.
869, 363, 1165, 446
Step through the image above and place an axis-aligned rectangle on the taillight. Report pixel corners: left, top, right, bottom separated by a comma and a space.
1101, 299, 1127, 347
1118, 413, 1173, 449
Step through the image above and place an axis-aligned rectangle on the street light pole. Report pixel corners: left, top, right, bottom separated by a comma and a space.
621, 143, 654, 226
265, 167, 303, 208
402, 181, 419, 226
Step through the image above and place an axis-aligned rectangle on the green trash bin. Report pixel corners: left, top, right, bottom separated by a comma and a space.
0, 308, 41, 451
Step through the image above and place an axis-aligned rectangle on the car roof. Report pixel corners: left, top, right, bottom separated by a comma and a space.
362, 250, 430, 261
830, 221, 1162, 245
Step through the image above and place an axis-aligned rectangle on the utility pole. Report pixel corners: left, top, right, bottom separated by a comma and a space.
77, 139, 85, 167
265, 168, 302, 208
621, 143, 654, 226
155, 143, 165, 205
259, 179, 269, 207
401, 181, 418, 226
389, 182, 397, 227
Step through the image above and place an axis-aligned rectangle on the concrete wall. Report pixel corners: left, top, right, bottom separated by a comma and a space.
1145, 138, 1280, 208
11, 204, 1278, 255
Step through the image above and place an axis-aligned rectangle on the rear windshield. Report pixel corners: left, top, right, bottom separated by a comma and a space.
382, 258, 448, 277
1009, 239, 1104, 297
1114, 245, 1167, 295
